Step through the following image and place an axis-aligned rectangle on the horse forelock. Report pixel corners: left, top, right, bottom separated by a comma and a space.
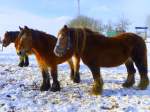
29, 29, 56, 40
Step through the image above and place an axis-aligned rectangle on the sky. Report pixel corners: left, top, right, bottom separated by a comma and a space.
0, 0, 150, 37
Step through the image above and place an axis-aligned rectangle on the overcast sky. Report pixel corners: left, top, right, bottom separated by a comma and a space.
0, 0, 150, 37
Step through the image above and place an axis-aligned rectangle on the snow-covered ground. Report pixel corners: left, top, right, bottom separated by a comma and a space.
0, 43, 150, 112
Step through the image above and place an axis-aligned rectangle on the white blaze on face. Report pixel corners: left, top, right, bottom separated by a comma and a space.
57, 33, 67, 49
54, 32, 68, 57
56, 33, 62, 47
21, 33, 27, 40
19, 32, 32, 54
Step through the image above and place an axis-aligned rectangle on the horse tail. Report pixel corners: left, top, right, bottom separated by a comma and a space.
131, 34, 149, 89
132, 34, 147, 75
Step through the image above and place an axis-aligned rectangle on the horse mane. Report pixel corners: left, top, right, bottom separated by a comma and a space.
6, 31, 20, 38
84, 28, 106, 38
69, 27, 106, 39
29, 28, 56, 41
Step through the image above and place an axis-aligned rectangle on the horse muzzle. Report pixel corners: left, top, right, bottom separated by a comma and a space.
54, 45, 66, 57
2, 42, 8, 47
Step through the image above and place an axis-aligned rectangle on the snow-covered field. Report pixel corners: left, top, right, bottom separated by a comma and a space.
0, 43, 150, 112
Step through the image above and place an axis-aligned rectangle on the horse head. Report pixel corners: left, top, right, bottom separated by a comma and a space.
2, 31, 11, 47
17, 26, 32, 56
2, 31, 20, 47
54, 25, 72, 57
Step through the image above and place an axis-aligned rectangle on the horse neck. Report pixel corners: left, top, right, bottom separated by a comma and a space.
31, 31, 57, 54
72, 28, 87, 55
71, 28, 107, 56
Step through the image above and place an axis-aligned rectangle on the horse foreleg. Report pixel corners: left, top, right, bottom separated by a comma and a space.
24, 55, 29, 67
88, 66, 103, 95
18, 56, 25, 67
40, 69, 51, 91
50, 66, 60, 92
72, 56, 80, 83
123, 59, 136, 88
67, 59, 74, 80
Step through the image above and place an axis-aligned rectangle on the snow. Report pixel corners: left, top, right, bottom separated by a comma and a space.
0, 43, 150, 112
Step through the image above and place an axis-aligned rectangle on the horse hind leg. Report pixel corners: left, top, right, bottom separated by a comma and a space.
123, 58, 136, 88
133, 56, 149, 90
132, 46, 149, 90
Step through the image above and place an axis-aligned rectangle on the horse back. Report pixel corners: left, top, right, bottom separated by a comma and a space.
82, 32, 146, 67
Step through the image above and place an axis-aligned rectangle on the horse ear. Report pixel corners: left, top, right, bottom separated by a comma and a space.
19, 26, 23, 31
24, 26, 29, 30
64, 25, 68, 29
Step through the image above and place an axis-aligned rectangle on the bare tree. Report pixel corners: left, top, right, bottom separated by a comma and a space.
146, 15, 150, 31
0, 36, 2, 44
77, 0, 80, 16
104, 20, 114, 32
67, 15, 104, 32
115, 16, 131, 32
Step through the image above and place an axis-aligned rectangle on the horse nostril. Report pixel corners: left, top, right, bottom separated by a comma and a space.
54, 45, 65, 57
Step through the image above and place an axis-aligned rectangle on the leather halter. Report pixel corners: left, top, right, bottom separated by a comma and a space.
67, 31, 71, 50
68, 28, 86, 55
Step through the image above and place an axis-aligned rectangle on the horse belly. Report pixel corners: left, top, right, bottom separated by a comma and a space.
100, 59, 127, 67
97, 54, 129, 67
83, 50, 130, 67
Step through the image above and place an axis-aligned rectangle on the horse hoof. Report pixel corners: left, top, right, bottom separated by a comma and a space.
73, 78, 80, 83
91, 87, 102, 95
40, 87, 49, 91
91, 83, 103, 95
50, 87, 60, 92
122, 82, 134, 88
24, 63, 29, 67
51, 82, 60, 92
73, 74, 80, 83
137, 80, 149, 90
18, 63, 24, 67
40, 84, 50, 91
70, 75, 74, 81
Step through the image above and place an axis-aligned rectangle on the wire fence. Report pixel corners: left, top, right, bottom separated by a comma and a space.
0, 37, 3, 51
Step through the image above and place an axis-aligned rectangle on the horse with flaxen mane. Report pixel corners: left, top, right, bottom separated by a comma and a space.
16, 26, 80, 92
54, 25, 149, 95
2, 31, 29, 67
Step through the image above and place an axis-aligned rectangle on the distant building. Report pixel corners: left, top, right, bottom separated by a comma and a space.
0, 36, 2, 43
106, 29, 125, 37
135, 27, 148, 40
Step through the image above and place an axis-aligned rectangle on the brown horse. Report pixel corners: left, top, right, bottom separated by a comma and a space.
54, 25, 149, 95
2, 31, 29, 67
16, 26, 80, 92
